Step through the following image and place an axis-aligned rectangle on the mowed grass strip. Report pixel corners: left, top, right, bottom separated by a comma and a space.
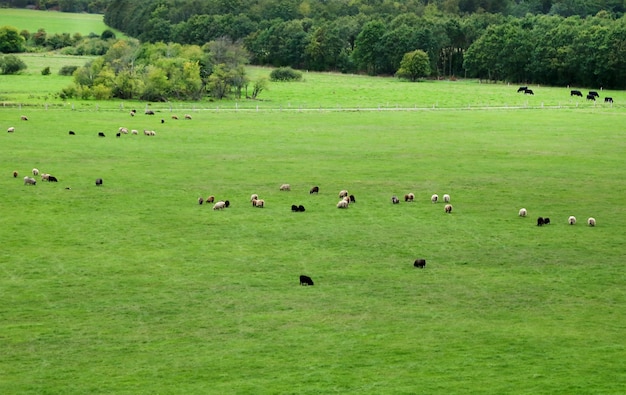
1, 105, 625, 394
0, 8, 124, 36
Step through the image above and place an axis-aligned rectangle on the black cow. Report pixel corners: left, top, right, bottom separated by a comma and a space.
517, 86, 528, 93
544, 217, 551, 225
570, 90, 583, 97
298, 205, 305, 212
309, 186, 319, 194
95, 178, 103, 186
589, 91, 599, 97
145, 110, 155, 115
605, 97, 613, 103
69, 130, 75, 135
537, 217, 545, 226
291, 204, 299, 212
586, 94, 596, 101
524, 89, 534, 95
414, 259, 426, 268
116, 132, 121, 138
98, 132, 105, 137
300, 275, 314, 286
48, 175, 58, 182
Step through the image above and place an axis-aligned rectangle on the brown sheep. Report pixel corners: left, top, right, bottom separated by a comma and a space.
445, 204, 453, 213
13, 171, 18, 178
21, 115, 28, 121
404, 193, 415, 202
206, 195, 215, 203
339, 190, 348, 198
184, 114, 192, 120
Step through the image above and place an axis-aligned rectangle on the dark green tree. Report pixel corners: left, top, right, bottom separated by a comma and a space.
0, 26, 25, 53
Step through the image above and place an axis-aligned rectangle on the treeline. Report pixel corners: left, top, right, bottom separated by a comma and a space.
104, 0, 626, 88
0, 0, 111, 13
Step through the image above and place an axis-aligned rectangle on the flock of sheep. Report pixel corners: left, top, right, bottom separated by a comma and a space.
518, 208, 596, 227
13, 167, 102, 187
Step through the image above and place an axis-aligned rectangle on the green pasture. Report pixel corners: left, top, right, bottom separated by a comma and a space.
0, 8, 123, 37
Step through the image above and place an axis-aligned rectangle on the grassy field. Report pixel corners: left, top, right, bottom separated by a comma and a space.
0, 8, 123, 37
1, 33, 626, 395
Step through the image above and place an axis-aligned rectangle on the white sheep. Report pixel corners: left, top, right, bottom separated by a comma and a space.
213, 201, 226, 210
7, 127, 15, 133
32, 168, 39, 176
445, 204, 453, 213
519, 208, 527, 217
131, 129, 138, 135
253, 199, 265, 208
431, 194, 439, 203
119, 127, 129, 134
443, 194, 450, 203
339, 190, 348, 198
41, 173, 50, 181
568, 216, 577, 225
23, 176, 36, 185
280, 184, 291, 191
184, 114, 192, 120
337, 199, 349, 208
21, 115, 28, 121
587, 217, 596, 227
250, 194, 259, 201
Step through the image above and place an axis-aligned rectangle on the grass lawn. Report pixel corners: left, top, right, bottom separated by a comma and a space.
0, 8, 124, 37
0, 29, 625, 395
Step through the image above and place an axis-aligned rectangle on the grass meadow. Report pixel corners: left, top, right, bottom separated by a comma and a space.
1, 57, 625, 394
0, 8, 124, 37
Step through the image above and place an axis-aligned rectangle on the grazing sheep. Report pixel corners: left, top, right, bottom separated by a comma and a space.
184, 114, 192, 120
213, 201, 226, 210
431, 194, 439, 203
48, 175, 58, 182
98, 132, 105, 137
198, 197, 204, 205
13, 171, 18, 178
250, 194, 259, 202
224, 200, 230, 208
443, 194, 451, 203
300, 275, 314, 286
7, 127, 15, 133
568, 216, 576, 225
280, 184, 291, 191
172, 115, 179, 120
337, 200, 349, 208
206, 195, 215, 203
544, 217, 551, 225
404, 193, 414, 202
445, 204, 453, 213
119, 127, 128, 134
21, 115, 28, 121
414, 259, 426, 268
24, 176, 36, 185
69, 130, 75, 135
32, 168, 39, 176
298, 205, 305, 212
95, 178, 103, 186
291, 204, 299, 212
587, 217, 596, 227
145, 110, 155, 115
349, 194, 356, 203
310, 186, 319, 194
41, 173, 50, 181
537, 217, 545, 226
339, 190, 348, 198
161, 119, 165, 124
519, 208, 527, 217
116, 132, 121, 138
253, 199, 265, 208
131, 129, 138, 135
391, 195, 400, 204
130, 110, 136, 117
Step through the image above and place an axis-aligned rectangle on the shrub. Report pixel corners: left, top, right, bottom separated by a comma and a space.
59, 65, 79, 76
101, 29, 116, 40
41, 66, 51, 75
269, 67, 302, 82
0, 55, 27, 75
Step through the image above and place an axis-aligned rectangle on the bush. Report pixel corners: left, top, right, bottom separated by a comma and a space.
269, 67, 302, 82
59, 65, 79, 76
0, 55, 27, 75
41, 66, 51, 75
101, 29, 116, 40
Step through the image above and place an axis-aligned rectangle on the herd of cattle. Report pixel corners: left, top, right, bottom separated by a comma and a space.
517, 86, 613, 103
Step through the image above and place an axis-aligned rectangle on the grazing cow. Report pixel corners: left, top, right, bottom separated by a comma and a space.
298, 205, 305, 212
414, 259, 426, 268
605, 97, 613, 103
537, 217, 545, 226
21, 115, 28, 121
570, 90, 583, 97
309, 186, 319, 194
524, 89, 534, 95
544, 217, 551, 225
586, 94, 596, 101
589, 91, 599, 97
391, 196, 400, 204
95, 178, 103, 186
517, 86, 527, 93
24, 176, 36, 185
13, 171, 18, 178
145, 110, 155, 115
299, 275, 314, 286
98, 132, 105, 137
69, 130, 75, 135
48, 175, 58, 182
291, 204, 299, 212
116, 132, 121, 138
7, 127, 15, 133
